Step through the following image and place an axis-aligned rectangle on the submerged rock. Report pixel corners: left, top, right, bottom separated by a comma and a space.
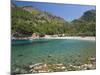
18, 54, 23, 57
12, 57, 96, 73
89, 57, 96, 62
29, 63, 43, 68
48, 55, 52, 58
14, 68, 20, 73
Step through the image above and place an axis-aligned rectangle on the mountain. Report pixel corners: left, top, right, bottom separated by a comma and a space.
11, 4, 68, 37
80, 9, 96, 22
11, 2, 96, 37
11, 2, 16, 8
71, 9, 96, 36
22, 6, 36, 12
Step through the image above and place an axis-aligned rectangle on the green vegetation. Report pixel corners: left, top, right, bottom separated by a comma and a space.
11, 4, 96, 37
71, 10, 96, 36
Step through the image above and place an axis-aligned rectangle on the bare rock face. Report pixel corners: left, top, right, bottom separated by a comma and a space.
22, 6, 35, 13
11, 2, 16, 8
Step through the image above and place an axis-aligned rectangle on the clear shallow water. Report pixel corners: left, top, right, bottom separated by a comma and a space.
11, 39, 96, 66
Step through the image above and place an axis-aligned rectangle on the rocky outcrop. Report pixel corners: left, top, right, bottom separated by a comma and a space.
11, 57, 96, 74
29, 63, 66, 73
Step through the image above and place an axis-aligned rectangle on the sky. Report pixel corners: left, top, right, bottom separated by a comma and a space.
12, 0, 96, 21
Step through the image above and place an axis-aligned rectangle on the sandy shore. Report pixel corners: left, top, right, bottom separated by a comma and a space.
42, 36, 96, 41
12, 36, 96, 41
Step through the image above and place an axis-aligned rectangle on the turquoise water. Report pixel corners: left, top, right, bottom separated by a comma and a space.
11, 39, 96, 67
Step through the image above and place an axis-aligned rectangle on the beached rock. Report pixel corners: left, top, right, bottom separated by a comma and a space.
80, 63, 96, 70
15, 57, 96, 73
61, 66, 66, 69
14, 68, 20, 73
29, 63, 43, 68
28, 63, 67, 73
29, 65, 35, 68
29, 69, 37, 73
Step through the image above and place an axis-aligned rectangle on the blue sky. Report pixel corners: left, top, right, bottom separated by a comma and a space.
12, 0, 95, 21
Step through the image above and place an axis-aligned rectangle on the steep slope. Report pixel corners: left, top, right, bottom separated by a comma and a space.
11, 5, 68, 37
11, 3, 96, 37
71, 9, 96, 36
80, 9, 96, 22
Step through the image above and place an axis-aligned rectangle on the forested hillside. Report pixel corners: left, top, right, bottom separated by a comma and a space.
71, 10, 96, 36
11, 3, 96, 37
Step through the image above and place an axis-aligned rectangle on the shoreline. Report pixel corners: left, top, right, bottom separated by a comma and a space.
11, 57, 96, 74
42, 36, 96, 41
12, 36, 96, 41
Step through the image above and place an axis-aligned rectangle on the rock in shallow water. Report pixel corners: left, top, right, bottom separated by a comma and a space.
28, 63, 67, 73
12, 57, 96, 73
48, 55, 52, 58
